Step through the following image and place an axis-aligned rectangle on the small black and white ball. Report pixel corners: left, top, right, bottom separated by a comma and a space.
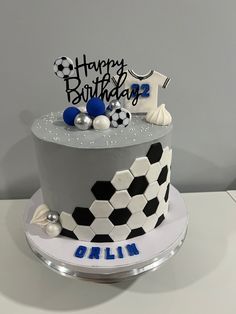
109, 108, 131, 128
53, 56, 74, 79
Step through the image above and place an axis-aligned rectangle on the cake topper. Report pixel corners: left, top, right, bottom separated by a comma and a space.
112, 70, 171, 113
53, 56, 74, 79
53, 55, 171, 114
53, 55, 145, 107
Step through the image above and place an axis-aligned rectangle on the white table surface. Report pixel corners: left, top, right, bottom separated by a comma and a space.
0, 191, 236, 314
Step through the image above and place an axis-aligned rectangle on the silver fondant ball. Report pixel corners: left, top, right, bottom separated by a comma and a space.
74, 113, 92, 130
107, 99, 121, 111
47, 211, 59, 223
45, 222, 62, 238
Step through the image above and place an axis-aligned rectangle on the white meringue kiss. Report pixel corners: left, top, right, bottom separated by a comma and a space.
146, 104, 172, 126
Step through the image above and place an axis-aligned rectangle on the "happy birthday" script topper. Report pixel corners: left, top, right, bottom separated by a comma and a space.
53, 54, 143, 107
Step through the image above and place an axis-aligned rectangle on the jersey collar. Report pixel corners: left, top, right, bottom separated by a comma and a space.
128, 69, 154, 80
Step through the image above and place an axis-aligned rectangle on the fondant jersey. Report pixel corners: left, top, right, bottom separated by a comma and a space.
113, 70, 170, 113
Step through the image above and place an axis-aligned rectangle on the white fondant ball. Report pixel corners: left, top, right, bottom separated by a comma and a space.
45, 222, 62, 238
93, 115, 110, 130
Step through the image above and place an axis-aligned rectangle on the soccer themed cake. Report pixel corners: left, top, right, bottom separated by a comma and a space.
25, 55, 188, 282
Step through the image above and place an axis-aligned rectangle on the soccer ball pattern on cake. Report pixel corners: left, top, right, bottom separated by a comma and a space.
53, 56, 74, 79
60, 142, 172, 242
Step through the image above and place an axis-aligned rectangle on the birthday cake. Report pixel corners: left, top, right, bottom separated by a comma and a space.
31, 55, 172, 244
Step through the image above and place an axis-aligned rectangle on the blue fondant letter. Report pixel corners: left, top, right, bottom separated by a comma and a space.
105, 247, 115, 260
117, 246, 124, 259
88, 247, 101, 259
126, 243, 139, 256
75, 245, 87, 258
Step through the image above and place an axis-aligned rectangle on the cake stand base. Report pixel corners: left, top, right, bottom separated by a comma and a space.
24, 185, 188, 283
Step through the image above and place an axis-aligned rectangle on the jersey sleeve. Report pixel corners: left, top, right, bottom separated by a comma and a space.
154, 71, 171, 89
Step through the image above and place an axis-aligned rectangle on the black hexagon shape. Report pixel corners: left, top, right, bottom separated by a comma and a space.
127, 227, 145, 239
58, 64, 64, 71
92, 234, 113, 242
143, 197, 159, 216
155, 214, 165, 228
72, 207, 95, 226
91, 181, 116, 200
109, 208, 132, 225
60, 228, 78, 239
164, 183, 170, 202
146, 143, 163, 164
128, 176, 148, 196
158, 165, 168, 185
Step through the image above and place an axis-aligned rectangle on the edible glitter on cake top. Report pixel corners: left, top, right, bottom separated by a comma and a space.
31, 111, 172, 149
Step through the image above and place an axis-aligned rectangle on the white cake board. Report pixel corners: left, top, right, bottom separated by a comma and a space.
24, 185, 188, 283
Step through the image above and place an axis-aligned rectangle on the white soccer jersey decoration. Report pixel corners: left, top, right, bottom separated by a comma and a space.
113, 70, 170, 113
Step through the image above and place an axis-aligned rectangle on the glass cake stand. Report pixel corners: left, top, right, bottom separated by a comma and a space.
24, 185, 188, 283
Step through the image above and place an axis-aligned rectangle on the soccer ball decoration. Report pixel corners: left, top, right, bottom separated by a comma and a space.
62, 98, 131, 130
53, 56, 74, 79
109, 108, 131, 128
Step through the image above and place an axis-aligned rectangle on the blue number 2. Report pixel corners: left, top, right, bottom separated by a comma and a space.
141, 84, 150, 97
131, 83, 150, 98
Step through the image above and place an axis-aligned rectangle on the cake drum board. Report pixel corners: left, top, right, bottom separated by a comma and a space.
24, 185, 188, 283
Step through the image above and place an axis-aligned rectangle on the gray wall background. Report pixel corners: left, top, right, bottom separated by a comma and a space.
0, 0, 235, 198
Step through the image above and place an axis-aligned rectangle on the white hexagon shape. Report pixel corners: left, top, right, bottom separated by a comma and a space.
91, 218, 114, 234
143, 214, 158, 232
127, 211, 146, 229
169, 149, 172, 164
157, 200, 168, 217
160, 147, 172, 168
90, 200, 114, 218
60, 211, 77, 231
109, 225, 131, 241
163, 202, 169, 216
146, 162, 162, 183
130, 157, 150, 177
128, 195, 147, 213
167, 166, 171, 183
111, 170, 134, 190
144, 181, 160, 200
110, 190, 131, 209
158, 182, 168, 201
73, 225, 95, 241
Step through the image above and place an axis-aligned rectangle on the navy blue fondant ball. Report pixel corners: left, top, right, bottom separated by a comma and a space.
86, 98, 105, 117
63, 106, 80, 126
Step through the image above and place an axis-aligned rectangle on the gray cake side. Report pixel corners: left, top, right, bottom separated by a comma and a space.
32, 112, 172, 242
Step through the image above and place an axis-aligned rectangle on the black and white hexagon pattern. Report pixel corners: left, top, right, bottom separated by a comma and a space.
109, 108, 131, 128
59, 142, 172, 242
53, 56, 74, 79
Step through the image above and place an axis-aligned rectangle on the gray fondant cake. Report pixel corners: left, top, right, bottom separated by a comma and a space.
32, 112, 172, 242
